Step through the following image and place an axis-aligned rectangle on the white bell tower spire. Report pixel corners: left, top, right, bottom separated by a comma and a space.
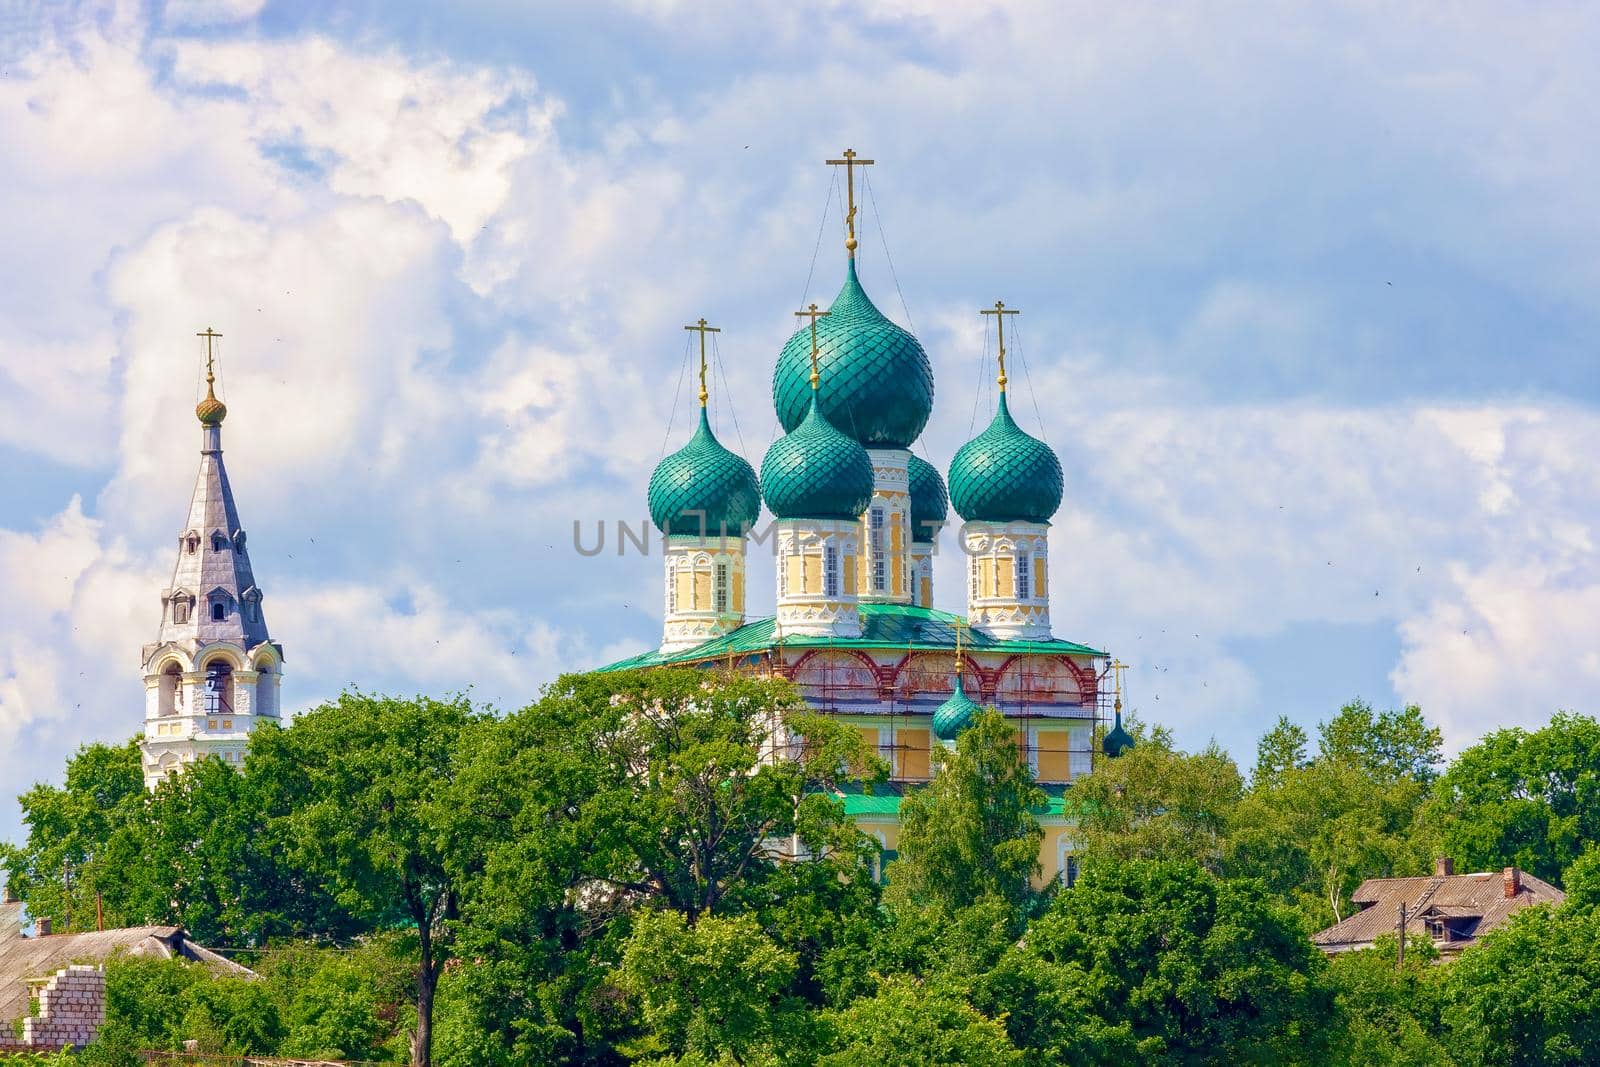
139, 329, 284, 789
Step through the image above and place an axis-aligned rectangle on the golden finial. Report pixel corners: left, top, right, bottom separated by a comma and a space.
683, 318, 720, 408
825, 148, 875, 258
194, 327, 228, 426
980, 301, 1019, 393
795, 303, 830, 390
953, 616, 968, 676
1110, 659, 1128, 716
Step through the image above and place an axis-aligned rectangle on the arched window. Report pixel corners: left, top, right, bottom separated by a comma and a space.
203, 660, 234, 715
158, 661, 183, 716
255, 660, 279, 719
211, 602, 226, 621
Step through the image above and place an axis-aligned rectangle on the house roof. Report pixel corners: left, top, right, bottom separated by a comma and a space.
0, 909, 253, 1023
1313, 869, 1564, 951
598, 602, 1104, 672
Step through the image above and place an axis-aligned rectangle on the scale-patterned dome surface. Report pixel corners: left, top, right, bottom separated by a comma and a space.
908, 453, 948, 544
647, 409, 762, 534
760, 395, 875, 520
772, 261, 934, 448
948, 394, 1063, 524
932, 674, 982, 742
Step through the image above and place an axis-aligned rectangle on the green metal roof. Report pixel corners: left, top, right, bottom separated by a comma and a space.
647, 408, 762, 534
772, 260, 935, 449
832, 781, 1090, 819
760, 392, 876, 520
908, 453, 948, 543
931, 673, 981, 741
597, 602, 1104, 672
949, 392, 1064, 524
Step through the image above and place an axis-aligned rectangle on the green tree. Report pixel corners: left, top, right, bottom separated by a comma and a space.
442, 669, 881, 1060
888, 708, 1045, 914
1562, 847, 1600, 912
980, 858, 1338, 1065
0, 740, 145, 932
1071, 735, 1243, 872
1253, 715, 1309, 789
613, 910, 800, 1063
1326, 935, 1450, 1066
249, 692, 490, 1067
1428, 712, 1600, 884
1318, 700, 1442, 784
817, 977, 1020, 1066
1441, 903, 1600, 1065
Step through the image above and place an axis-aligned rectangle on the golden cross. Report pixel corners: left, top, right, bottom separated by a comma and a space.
979, 301, 1019, 392
683, 318, 720, 407
196, 327, 223, 385
953, 616, 968, 675
795, 303, 830, 390
825, 148, 874, 257
1110, 659, 1129, 712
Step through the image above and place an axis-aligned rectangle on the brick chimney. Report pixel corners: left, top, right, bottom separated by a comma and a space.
35, 917, 51, 936
1504, 867, 1521, 898
1435, 857, 1454, 876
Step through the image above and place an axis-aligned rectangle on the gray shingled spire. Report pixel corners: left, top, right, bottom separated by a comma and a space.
154, 417, 272, 649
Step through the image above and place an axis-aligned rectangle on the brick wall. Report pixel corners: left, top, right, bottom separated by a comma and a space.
0, 964, 105, 1052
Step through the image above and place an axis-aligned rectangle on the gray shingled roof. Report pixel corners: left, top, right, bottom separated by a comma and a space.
1313, 869, 1564, 951
0, 906, 252, 1024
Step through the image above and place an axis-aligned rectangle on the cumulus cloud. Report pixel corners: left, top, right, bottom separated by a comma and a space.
2, 2, 1600, 843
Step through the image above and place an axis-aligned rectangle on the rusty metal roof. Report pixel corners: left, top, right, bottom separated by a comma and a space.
0, 918, 252, 1023
1314, 869, 1564, 951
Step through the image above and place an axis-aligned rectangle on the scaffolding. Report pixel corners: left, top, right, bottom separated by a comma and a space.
731, 627, 1108, 785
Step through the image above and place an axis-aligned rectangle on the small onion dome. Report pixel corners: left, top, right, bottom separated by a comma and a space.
760, 393, 875, 521
908, 453, 948, 544
948, 393, 1063, 523
932, 673, 982, 743
647, 408, 762, 535
771, 260, 934, 448
196, 384, 227, 426
1102, 709, 1135, 758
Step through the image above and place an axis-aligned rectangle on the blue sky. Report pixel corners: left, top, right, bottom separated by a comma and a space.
2, 0, 1598, 843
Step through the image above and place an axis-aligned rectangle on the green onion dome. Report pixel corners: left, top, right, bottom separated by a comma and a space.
1103, 707, 1135, 758
647, 408, 762, 534
948, 393, 1063, 524
760, 394, 875, 521
932, 674, 982, 743
908, 453, 948, 544
772, 261, 934, 448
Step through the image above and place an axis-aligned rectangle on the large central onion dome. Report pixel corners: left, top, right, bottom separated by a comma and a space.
761, 394, 875, 520
948, 394, 1064, 524
772, 261, 935, 448
932, 673, 982, 743
648, 409, 762, 534
908, 453, 948, 544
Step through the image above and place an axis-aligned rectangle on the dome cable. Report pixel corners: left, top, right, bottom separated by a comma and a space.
659, 332, 693, 461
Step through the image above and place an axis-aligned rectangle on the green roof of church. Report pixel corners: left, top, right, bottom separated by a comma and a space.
597, 602, 1104, 672
907, 453, 948, 543
931, 673, 982, 741
948, 392, 1064, 524
647, 408, 762, 534
832, 781, 1088, 819
760, 393, 876, 520
772, 260, 935, 449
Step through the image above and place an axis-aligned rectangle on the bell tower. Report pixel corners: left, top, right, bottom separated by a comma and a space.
139, 330, 284, 789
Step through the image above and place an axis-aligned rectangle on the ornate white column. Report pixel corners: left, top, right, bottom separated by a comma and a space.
859, 448, 912, 605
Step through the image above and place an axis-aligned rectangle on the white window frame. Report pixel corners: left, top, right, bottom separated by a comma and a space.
1016, 552, 1031, 599
869, 507, 886, 592
714, 562, 729, 613
824, 544, 840, 597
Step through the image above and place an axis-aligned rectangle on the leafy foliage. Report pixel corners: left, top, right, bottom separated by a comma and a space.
6, 677, 1595, 1066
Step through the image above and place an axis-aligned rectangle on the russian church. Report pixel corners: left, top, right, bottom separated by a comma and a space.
132, 155, 1134, 884
602, 152, 1133, 885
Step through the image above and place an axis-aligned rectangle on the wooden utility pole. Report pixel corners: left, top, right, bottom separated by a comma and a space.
1397, 901, 1408, 969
